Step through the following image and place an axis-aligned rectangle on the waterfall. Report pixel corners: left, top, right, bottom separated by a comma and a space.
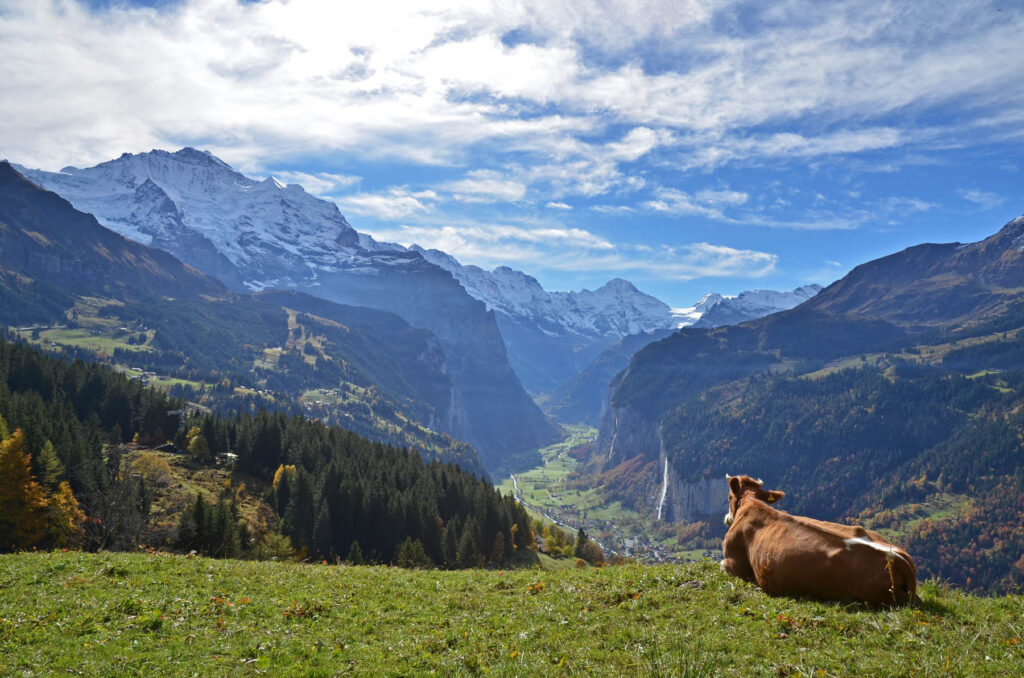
656, 457, 669, 521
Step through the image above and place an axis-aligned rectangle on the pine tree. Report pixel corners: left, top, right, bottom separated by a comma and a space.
312, 502, 334, 560
441, 516, 460, 567
489, 531, 506, 565
346, 540, 364, 565
394, 537, 431, 568
284, 468, 315, 549
33, 440, 65, 492
456, 518, 479, 569
574, 528, 589, 558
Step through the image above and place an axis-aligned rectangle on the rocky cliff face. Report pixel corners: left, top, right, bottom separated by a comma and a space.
310, 257, 558, 467
657, 426, 729, 523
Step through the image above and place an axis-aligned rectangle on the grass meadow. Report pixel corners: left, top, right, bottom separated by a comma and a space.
1, 551, 1022, 676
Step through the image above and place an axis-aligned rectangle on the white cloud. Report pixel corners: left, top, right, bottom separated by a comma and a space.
642, 187, 724, 219
271, 170, 361, 195
546, 201, 572, 210
442, 170, 527, 203
365, 222, 613, 253
361, 220, 776, 281
335, 188, 437, 219
696, 189, 748, 206
1, 0, 1022, 248
5, 0, 1018, 175
958, 189, 1006, 211
551, 242, 777, 281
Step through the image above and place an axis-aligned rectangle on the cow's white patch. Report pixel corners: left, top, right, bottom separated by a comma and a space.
843, 536, 891, 553
724, 511, 733, 527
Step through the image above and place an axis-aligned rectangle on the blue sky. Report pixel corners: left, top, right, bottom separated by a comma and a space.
1, 0, 1022, 307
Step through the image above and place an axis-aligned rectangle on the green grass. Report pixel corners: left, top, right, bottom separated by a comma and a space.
1, 552, 1021, 676
13, 326, 153, 355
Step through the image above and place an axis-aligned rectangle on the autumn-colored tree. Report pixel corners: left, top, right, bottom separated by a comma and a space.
0, 429, 49, 551
131, 452, 173, 487
272, 464, 298, 490
186, 426, 211, 464
47, 481, 86, 547
578, 541, 605, 566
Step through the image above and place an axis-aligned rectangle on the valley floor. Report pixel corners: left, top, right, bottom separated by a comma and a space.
497, 427, 700, 562
2, 552, 1021, 676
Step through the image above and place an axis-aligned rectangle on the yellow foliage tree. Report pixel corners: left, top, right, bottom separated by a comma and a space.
48, 481, 86, 547
186, 426, 211, 464
131, 452, 173, 487
0, 429, 49, 551
272, 464, 298, 490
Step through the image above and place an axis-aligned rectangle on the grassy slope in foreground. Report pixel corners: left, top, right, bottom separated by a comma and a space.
2, 552, 1022, 677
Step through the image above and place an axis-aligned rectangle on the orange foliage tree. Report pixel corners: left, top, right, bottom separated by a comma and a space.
0, 429, 49, 551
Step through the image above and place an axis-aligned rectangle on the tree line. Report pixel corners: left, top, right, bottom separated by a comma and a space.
0, 337, 533, 568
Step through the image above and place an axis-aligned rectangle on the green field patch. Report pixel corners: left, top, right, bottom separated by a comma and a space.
1, 552, 1020, 676
254, 347, 283, 370
861, 492, 972, 543
14, 326, 153, 355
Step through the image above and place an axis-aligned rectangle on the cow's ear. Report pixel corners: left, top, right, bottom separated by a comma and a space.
766, 490, 785, 503
729, 476, 742, 496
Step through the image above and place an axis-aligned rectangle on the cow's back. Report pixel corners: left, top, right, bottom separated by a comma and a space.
728, 501, 916, 606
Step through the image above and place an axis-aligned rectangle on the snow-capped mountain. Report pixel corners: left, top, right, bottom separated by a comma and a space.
409, 246, 821, 394
670, 293, 726, 327
413, 246, 676, 338
19, 148, 558, 467
19, 146, 821, 428
544, 285, 823, 425
17, 148, 361, 291
692, 285, 822, 328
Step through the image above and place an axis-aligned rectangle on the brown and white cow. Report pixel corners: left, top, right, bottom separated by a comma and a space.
721, 475, 917, 606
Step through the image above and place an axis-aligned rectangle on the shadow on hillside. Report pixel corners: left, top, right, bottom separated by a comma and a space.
915, 596, 954, 616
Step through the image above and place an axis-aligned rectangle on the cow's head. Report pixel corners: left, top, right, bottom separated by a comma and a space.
724, 474, 785, 527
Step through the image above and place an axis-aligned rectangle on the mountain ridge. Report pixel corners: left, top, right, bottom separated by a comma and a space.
594, 213, 1024, 535
17, 150, 559, 467
0, 162, 484, 472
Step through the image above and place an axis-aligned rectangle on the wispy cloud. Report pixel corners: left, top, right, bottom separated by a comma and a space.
958, 189, 1006, 211
272, 170, 361, 195
442, 170, 527, 203
643, 188, 725, 219
4, 0, 1020, 181
335, 188, 438, 219
361, 221, 777, 281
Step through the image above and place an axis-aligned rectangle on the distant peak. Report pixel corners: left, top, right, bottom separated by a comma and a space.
174, 146, 208, 158
599, 278, 639, 293
172, 147, 233, 167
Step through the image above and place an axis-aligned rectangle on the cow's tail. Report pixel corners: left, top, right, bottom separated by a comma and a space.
884, 549, 918, 606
